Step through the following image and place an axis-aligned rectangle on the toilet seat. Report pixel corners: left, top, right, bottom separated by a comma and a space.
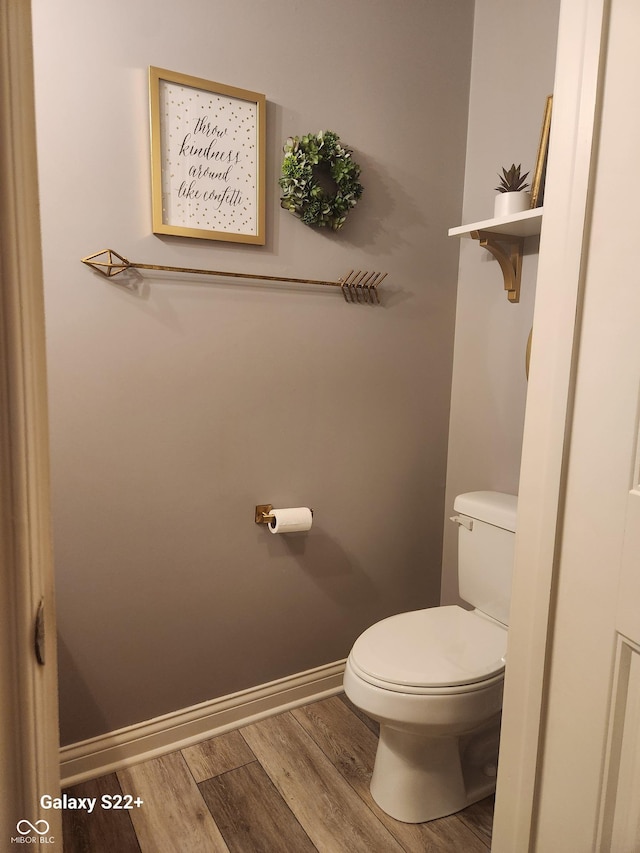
349, 605, 507, 695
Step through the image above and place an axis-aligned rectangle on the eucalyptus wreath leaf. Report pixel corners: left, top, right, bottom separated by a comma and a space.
279, 130, 364, 230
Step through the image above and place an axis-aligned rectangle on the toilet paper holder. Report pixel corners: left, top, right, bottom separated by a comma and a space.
255, 504, 314, 524
255, 504, 276, 524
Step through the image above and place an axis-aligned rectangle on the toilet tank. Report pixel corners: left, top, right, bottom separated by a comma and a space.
453, 491, 518, 626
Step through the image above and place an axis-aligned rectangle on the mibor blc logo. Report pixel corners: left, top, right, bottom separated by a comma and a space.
11, 819, 55, 844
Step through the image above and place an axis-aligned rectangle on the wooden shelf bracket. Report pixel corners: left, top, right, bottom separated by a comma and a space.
471, 229, 525, 303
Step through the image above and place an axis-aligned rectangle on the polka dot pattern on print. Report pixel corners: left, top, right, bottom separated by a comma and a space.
158, 79, 258, 235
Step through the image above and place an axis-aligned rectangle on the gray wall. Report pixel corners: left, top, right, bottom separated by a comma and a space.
32, 0, 474, 745
440, 0, 561, 606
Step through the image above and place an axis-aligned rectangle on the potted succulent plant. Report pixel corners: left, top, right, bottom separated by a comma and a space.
494, 163, 531, 217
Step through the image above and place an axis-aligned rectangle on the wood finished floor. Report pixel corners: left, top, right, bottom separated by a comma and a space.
62, 694, 494, 852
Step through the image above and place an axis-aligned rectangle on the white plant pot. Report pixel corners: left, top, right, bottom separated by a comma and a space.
494, 191, 531, 218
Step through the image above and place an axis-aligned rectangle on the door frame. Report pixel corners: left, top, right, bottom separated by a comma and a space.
0, 0, 610, 849
491, 0, 609, 849
0, 0, 61, 843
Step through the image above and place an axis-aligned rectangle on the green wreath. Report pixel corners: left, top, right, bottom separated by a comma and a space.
279, 130, 364, 231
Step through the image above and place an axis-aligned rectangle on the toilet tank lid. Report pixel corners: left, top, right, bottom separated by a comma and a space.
454, 491, 518, 531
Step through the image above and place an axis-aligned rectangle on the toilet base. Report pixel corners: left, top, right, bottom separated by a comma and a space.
369, 722, 499, 823
343, 653, 503, 823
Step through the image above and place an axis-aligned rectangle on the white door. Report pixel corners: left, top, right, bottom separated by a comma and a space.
521, 0, 640, 848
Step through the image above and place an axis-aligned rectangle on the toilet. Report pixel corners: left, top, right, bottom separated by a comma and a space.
343, 490, 517, 823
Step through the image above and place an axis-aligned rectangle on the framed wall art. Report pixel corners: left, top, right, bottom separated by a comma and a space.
149, 67, 266, 244
530, 94, 553, 209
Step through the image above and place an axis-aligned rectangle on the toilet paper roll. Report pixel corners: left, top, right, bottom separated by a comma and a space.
269, 507, 313, 534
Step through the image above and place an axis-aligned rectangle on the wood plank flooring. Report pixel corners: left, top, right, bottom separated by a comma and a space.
61, 694, 494, 852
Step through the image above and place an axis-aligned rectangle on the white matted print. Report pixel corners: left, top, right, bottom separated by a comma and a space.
149, 67, 266, 244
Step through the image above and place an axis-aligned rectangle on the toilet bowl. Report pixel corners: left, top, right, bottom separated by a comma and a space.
344, 491, 517, 823
344, 605, 506, 822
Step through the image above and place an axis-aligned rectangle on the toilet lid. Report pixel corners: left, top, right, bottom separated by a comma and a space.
350, 606, 507, 689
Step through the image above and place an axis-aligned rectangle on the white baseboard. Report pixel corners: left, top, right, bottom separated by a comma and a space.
60, 659, 346, 787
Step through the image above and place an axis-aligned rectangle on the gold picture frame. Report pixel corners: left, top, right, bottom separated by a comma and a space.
149, 67, 266, 244
530, 94, 553, 209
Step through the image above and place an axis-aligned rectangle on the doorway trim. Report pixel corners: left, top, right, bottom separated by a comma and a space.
491, 0, 608, 849
0, 0, 61, 842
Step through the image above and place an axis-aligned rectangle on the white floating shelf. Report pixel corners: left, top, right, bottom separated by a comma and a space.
448, 208, 543, 303
448, 207, 543, 239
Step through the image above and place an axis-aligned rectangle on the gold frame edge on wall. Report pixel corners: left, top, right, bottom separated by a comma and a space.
530, 94, 553, 209
149, 66, 266, 244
